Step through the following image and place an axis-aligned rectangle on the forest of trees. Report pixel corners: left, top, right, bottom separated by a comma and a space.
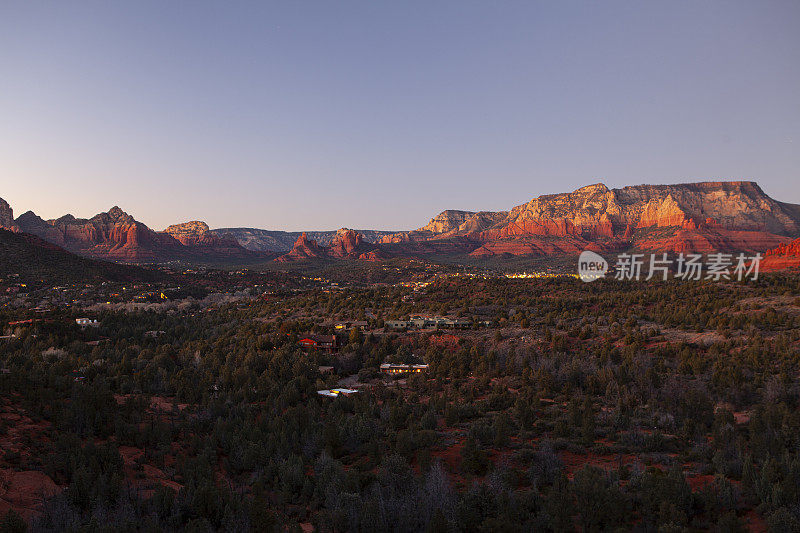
1, 273, 799, 531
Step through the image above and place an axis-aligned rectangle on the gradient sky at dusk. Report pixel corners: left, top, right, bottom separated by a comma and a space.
1, 1, 799, 231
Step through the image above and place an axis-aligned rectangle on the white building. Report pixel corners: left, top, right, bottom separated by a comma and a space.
317, 388, 359, 398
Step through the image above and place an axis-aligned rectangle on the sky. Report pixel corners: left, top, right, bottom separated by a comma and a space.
1, 1, 799, 231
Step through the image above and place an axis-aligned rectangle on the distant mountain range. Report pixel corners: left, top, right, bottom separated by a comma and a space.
211, 227, 397, 253
378, 181, 800, 257
5, 205, 268, 263
2, 180, 799, 265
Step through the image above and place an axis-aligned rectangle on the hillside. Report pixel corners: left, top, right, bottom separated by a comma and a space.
5, 181, 799, 265
0, 229, 165, 286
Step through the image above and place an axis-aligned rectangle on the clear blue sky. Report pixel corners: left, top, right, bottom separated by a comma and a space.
1, 1, 798, 231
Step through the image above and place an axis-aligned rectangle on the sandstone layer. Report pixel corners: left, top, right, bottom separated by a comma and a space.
383, 181, 800, 255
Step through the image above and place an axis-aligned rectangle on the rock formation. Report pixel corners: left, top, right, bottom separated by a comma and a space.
276, 233, 325, 262
0, 197, 18, 231
328, 228, 364, 258
5, 180, 798, 263
164, 221, 244, 249
761, 238, 800, 271
19, 206, 184, 261
162, 220, 257, 259
385, 181, 800, 255
12, 205, 259, 262
380, 210, 507, 243
275, 228, 382, 262
214, 227, 396, 252
164, 221, 216, 246
420, 210, 479, 234
490, 181, 800, 240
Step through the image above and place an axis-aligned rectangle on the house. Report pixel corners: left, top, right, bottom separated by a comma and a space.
75, 318, 99, 327
317, 388, 359, 398
334, 320, 369, 331
387, 316, 471, 330
318, 366, 334, 374
298, 334, 337, 353
412, 315, 469, 328
380, 363, 429, 375
415, 316, 471, 329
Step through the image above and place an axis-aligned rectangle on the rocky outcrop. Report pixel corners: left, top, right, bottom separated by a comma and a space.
468, 236, 590, 257
0, 198, 18, 231
493, 184, 621, 239
12, 204, 261, 263
164, 221, 216, 246
25, 206, 184, 261
328, 228, 364, 258
276, 233, 325, 262
380, 210, 507, 243
389, 181, 800, 255
16, 205, 179, 260
761, 237, 800, 271
765, 238, 800, 258
276, 228, 382, 262
635, 228, 790, 254
212, 227, 396, 252
164, 221, 245, 250
420, 210, 478, 234
162, 220, 256, 260
490, 181, 800, 240
6, 180, 798, 263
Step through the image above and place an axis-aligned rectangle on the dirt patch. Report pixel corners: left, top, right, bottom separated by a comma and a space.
0, 399, 53, 470
686, 474, 715, 491
0, 469, 61, 520
559, 450, 638, 479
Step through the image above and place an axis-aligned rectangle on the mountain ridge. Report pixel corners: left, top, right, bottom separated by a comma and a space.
3, 180, 798, 264
212, 228, 397, 252
378, 181, 799, 257
10, 205, 266, 263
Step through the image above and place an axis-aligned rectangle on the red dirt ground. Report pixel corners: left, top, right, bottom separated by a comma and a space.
0, 469, 61, 521
558, 449, 639, 479
0, 397, 61, 520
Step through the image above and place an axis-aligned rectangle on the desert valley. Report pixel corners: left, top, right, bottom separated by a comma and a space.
3, 2, 800, 531
1, 179, 800, 532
